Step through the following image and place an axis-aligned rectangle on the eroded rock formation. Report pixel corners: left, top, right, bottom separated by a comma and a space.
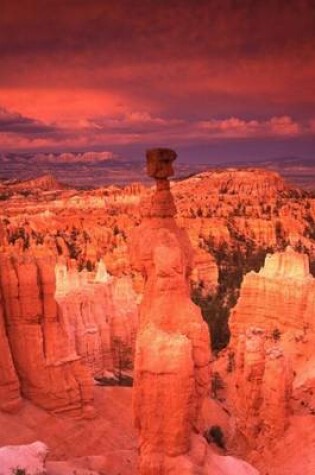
190, 247, 218, 296
0, 291, 21, 412
230, 327, 293, 448
229, 247, 314, 349
130, 149, 259, 474
55, 258, 138, 376
225, 247, 314, 453
0, 251, 93, 415
130, 148, 211, 473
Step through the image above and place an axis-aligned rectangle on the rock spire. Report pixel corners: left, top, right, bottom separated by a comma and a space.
131, 148, 211, 473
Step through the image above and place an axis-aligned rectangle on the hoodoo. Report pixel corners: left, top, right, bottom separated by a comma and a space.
130, 148, 212, 473
222, 247, 315, 468
130, 149, 259, 474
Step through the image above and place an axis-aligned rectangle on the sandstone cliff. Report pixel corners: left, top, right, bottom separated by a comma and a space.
0, 290, 21, 412
221, 247, 315, 466
55, 258, 138, 376
0, 251, 93, 415
229, 247, 314, 342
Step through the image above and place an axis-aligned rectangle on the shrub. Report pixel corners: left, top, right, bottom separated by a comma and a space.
272, 328, 281, 341
204, 425, 226, 449
191, 287, 230, 351
11, 468, 27, 475
227, 351, 235, 373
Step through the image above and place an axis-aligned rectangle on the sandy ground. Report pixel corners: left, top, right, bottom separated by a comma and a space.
1, 387, 314, 474
0, 386, 138, 474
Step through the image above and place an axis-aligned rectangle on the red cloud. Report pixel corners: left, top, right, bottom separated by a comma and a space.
0, 102, 314, 152
198, 116, 303, 139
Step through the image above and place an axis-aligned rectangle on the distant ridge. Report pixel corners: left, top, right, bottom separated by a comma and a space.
173, 167, 308, 199
2, 174, 67, 192
0, 152, 314, 189
251, 157, 315, 192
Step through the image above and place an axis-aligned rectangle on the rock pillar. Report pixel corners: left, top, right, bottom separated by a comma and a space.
130, 149, 211, 474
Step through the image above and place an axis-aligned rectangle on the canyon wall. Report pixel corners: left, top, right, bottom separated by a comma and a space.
231, 327, 293, 449
229, 246, 314, 340
0, 231, 139, 415
0, 290, 21, 412
55, 258, 138, 376
226, 247, 315, 450
0, 250, 94, 415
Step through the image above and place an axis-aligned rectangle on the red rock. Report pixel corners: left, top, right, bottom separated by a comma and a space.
229, 247, 314, 341
56, 260, 138, 376
223, 247, 314, 461
0, 292, 21, 412
191, 246, 218, 295
130, 150, 212, 474
0, 251, 93, 415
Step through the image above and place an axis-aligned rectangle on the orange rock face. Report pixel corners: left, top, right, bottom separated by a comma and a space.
230, 327, 293, 449
190, 246, 218, 295
0, 251, 93, 415
130, 150, 212, 474
55, 258, 138, 376
229, 246, 314, 341
223, 247, 315, 465
0, 291, 21, 412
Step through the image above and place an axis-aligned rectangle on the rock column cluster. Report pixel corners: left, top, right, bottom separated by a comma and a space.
233, 328, 266, 439
226, 249, 314, 448
233, 332, 293, 448
0, 251, 93, 415
55, 257, 138, 377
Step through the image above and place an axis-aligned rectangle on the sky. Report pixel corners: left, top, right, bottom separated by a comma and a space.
0, 0, 314, 164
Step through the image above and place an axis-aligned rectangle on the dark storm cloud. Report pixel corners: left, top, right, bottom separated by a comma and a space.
0, 107, 59, 135
0, 0, 314, 121
1, 0, 314, 60
0, 0, 314, 156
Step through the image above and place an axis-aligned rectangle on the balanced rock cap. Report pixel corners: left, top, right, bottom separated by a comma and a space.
146, 148, 177, 179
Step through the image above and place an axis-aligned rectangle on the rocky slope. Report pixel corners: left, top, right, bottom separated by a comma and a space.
213, 247, 315, 474
229, 246, 314, 340
0, 174, 65, 192
0, 387, 138, 475
172, 168, 314, 263
0, 164, 314, 473
2, 166, 314, 353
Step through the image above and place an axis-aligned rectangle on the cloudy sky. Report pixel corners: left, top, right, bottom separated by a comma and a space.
0, 0, 314, 163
